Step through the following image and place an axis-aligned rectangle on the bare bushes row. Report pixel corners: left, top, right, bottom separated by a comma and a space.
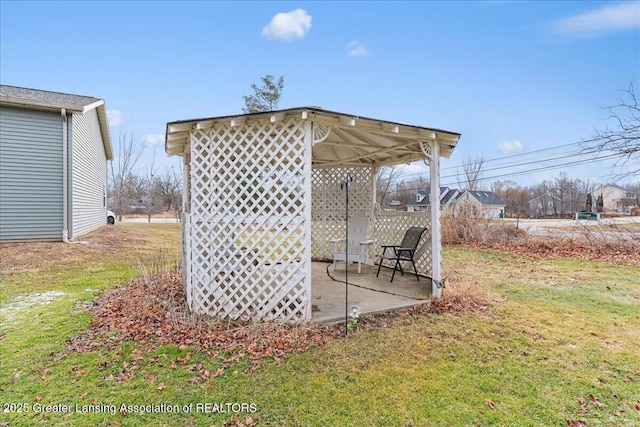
441, 206, 639, 264
441, 205, 525, 245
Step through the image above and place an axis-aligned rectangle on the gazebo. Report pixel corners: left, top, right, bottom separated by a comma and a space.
165, 107, 460, 324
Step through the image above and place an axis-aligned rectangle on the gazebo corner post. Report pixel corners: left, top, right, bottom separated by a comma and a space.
303, 121, 314, 322
182, 142, 193, 309
429, 139, 443, 298
370, 165, 378, 265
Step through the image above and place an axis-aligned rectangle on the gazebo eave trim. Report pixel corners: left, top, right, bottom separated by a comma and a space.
165, 107, 461, 165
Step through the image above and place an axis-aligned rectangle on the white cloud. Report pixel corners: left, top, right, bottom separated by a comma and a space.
106, 109, 128, 127
346, 40, 368, 57
497, 140, 523, 154
143, 133, 165, 146
552, 1, 640, 37
262, 9, 311, 40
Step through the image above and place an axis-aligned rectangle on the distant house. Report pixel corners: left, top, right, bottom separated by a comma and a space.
592, 184, 637, 213
529, 190, 593, 218
385, 200, 402, 210
0, 85, 113, 241
407, 187, 506, 219
406, 186, 459, 212
529, 194, 563, 218
457, 190, 506, 219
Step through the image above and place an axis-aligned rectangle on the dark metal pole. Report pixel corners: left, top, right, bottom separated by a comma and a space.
342, 172, 353, 335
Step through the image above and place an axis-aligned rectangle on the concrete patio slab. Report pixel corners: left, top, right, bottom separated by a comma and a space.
311, 261, 432, 323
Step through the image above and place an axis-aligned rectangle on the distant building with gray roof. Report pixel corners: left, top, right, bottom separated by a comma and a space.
407, 187, 506, 218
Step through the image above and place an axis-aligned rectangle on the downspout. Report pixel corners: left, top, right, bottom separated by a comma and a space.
61, 108, 69, 243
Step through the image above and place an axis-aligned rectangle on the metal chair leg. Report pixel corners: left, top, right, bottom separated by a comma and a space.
376, 259, 383, 277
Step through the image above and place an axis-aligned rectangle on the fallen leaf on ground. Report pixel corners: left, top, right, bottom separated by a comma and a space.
589, 394, 606, 409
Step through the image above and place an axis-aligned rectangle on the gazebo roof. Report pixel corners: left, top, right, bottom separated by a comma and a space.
165, 107, 460, 168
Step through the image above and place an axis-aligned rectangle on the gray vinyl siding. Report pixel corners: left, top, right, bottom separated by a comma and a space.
70, 108, 107, 238
0, 107, 64, 240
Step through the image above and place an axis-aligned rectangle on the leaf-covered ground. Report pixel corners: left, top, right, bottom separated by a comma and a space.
68, 271, 341, 373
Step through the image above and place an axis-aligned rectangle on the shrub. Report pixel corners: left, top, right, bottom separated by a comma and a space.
441, 205, 525, 245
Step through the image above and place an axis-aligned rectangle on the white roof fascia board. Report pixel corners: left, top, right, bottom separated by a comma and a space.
82, 99, 104, 113
169, 122, 193, 133
167, 131, 190, 141
95, 104, 113, 160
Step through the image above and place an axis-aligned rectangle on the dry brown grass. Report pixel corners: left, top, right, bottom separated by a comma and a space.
441, 208, 639, 266
0, 224, 174, 276
418, 265, 501, 315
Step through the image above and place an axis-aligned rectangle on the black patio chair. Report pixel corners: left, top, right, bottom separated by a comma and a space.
376, 226, 428, 283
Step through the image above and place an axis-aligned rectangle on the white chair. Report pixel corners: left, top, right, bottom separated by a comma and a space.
330, 215, 375, 273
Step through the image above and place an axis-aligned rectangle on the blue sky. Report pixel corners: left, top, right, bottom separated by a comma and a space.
1, 1, 639, 187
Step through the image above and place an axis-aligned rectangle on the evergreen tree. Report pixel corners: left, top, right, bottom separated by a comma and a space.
242, 74, 285, 113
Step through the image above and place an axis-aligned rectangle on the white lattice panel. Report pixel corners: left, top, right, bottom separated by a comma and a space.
186, 118, 311, 323
311, 167, 372, 212
311, 167, 373, 260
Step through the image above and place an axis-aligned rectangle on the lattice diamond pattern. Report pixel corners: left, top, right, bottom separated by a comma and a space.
186, 119, 310, 322
310, 167, 372, 259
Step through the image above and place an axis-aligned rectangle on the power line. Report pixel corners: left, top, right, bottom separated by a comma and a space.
441, 152, 620, 187
439, 151, 597, 181
388, 152, 621, 193
388, 138, 600, 180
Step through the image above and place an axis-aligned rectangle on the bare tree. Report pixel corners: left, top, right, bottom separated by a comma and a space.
623, 181, 640, 208
144, 148, 159, 223
157, 165, 183, 219
109, 131, 145, 221
376, 165, 404, 208
242, 74, 285, 113
553, 172, 571, 217
586, 81, 640, 176
491, 179, 529, 216
456, 156, 485, 191
393, 176, 429, 208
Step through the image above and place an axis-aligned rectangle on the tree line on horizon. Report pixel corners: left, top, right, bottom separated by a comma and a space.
376, 170, 640, 218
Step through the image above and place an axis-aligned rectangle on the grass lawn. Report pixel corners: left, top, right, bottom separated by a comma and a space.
1, 223, 639, 426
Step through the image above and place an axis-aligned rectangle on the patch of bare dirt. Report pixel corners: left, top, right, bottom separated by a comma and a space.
0, 226, 150, 277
